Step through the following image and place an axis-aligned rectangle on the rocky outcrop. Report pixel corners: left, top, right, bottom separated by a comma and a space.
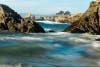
69, 13, 83, 23
43, 13, 82, 23
0, 4, 45, 33
64, 1, 100, 35
18, 19, 45, 33
95, 38, 100, 41
54, 15, 70, 23
55, 14, 82, 23
0, 4, 22, 31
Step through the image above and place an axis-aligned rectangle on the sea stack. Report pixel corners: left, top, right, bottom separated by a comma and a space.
64, 1, 100, 35
0, 4, 45, 33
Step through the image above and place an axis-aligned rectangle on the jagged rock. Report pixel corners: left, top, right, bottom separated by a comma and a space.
64, 1, 100, 35
0, 4, 45, 33
18, 19, 45, 33
0, 4, 22, 31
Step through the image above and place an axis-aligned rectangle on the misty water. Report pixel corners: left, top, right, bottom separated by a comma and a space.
0, 21, 100, 67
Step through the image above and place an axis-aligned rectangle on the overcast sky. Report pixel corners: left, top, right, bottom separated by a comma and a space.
0, 0, 93, 15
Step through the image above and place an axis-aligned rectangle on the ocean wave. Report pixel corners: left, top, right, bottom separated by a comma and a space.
36, 21, 69, 24
47, 32, 71, 36
44, 28, 52, 31
68, 37, 90, 43
0, 36, 44, 41
89, 41, 100, 48
81, 33, 100, 40
20, 37, 43, 41
29, 32, 71, 36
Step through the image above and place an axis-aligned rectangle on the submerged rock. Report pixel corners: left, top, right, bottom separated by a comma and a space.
48, 30, 55, 32
64, 1, 100, 35
0, 4, 45, 33
46, 30, 55, 33
95, 38, 100, 41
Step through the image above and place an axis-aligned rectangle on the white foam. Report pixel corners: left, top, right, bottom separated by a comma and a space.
0, 36, 44, 41
69, 37, 90, 43
36, 21, 69, 24
0, 37, 16, 40
97, 62, 100, 66
90, 41, 100, 48
83, 34, 100, 41
44, 28, 52, 31
20, 37, 43, 41
49, 32, 70, 35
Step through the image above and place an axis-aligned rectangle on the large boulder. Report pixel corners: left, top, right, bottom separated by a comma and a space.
64, 1, 100, 35
18, 19, 45, 33
0, 4, 45, 33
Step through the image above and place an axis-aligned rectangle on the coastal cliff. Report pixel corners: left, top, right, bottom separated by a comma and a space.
64, 1, 100, 34
0, 4, 45, 33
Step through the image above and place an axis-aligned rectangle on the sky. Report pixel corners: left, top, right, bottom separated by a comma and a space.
0, 0, 93, 15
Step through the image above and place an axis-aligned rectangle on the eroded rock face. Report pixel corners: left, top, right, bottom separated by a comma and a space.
64, 1, 100, 35
0, 4, 45, 33
18, 19, 45, 33
0, 4, 22, 31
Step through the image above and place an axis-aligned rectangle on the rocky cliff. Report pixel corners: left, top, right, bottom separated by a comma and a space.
64, 1, 100, 35
0, 4, 45, 33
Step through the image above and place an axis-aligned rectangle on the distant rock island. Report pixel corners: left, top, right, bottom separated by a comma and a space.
0, 4, 45, 33
64, 1, 100, 35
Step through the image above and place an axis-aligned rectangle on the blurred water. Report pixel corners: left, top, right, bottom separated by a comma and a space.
36, 21, 70, 32
0, 21, 100, 67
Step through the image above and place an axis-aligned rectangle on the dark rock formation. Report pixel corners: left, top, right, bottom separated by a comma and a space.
0, 4, 22, 31
18, 19, 45, 33
0, 4, 45, 33
95, 38, 100, 41
48, 30, 55, 32
64, 1, 100, 35
56, 11, 71, 15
